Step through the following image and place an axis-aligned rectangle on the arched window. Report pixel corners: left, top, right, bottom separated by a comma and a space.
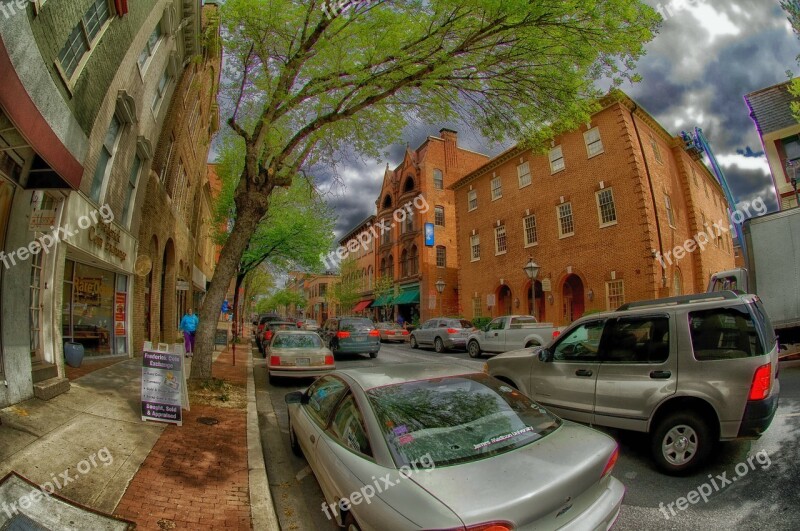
403, 176, 415, 193
401, 249, 409, 277
382, 194, 393, 209
368, 266, 373, 289
388, 254, 394, 279
380, 257, 387, 278
410, 245, 419, 275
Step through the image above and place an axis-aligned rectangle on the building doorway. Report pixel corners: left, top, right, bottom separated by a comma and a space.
497, 285, 512, 316
526, 280, 545, 321
562, 274, 585, 324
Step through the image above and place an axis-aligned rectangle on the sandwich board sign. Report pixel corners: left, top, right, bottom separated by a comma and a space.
141, 344, 188, 426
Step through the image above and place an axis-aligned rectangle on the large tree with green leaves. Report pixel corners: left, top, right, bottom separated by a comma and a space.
331, 257, 362, 315
783, 0, 800, 119
191, 0, 660, 379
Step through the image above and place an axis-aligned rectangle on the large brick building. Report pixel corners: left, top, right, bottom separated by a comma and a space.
452, 92, 736, 326
371, 129, 489, 324
337, 215, 377, 315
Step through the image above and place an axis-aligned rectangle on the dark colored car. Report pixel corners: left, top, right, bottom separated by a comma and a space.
320, 317, 381, 358
255, 314, 282, 338
258, 321, 297, 355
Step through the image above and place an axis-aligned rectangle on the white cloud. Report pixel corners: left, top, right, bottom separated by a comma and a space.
716, 152, 771, 174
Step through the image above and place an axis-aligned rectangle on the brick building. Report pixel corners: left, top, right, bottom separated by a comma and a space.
337, 215, 376, 316
745, 81, 800, 210
452, 91, 736, 326
303, 272, 339, 324
371, 129, 489, 324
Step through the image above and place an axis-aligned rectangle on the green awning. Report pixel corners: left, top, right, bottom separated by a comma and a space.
372, 293, 394, 307
393, 287, 420, 305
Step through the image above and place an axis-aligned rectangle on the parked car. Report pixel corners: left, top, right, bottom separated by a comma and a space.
409, 318, 475, 353
487, 291, 780, 474
301, 319, 320, 332
467, 315, 562, 358
266, 331, 334, 385
320, 317, 380, 358
258, 321, 298, 355
375, 321, 410, 343
255, 313, 282, 337
285, 363, 624, 530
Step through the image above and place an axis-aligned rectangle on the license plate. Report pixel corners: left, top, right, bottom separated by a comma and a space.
297, 358, 310, 366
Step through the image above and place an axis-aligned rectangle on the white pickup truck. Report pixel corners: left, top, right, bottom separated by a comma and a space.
466, 315, 561, 358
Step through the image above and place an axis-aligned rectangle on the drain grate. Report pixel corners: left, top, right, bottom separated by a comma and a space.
197, 417, 219, 426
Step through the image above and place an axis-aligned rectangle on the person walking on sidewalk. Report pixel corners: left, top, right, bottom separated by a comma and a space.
180, 309, 199, 357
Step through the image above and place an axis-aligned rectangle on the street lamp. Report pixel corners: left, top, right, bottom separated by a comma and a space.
523, 256, 540, 280
435, 278, 446, 317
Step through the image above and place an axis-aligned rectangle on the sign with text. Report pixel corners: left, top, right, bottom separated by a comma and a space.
424, 223, 435, 246
114, 292, 127, 336
141, 350, 184, 425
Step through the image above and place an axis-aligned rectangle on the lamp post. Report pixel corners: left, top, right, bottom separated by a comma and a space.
523, 257, 540, 318
435, 278, 446, 317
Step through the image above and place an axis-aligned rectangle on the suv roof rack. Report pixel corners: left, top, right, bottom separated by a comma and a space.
616, 290, 742, 311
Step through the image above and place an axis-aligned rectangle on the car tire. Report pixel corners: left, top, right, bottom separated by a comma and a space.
410, 336, 419, 349
434, 337, 445, 353
369, 351, 378, 359
288, 417, 303, 457
651, 412, 713, 475
467, 340, 482, 358
343, 511, 362, 531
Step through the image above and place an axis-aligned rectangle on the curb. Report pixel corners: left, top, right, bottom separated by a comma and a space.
246, 345, 281, 530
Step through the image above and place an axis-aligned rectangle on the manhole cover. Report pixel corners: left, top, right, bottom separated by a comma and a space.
197, 417, 219, 425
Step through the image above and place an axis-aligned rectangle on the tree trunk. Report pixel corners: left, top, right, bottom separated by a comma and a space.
192, 194, 267, 380
231, 271, 245, 338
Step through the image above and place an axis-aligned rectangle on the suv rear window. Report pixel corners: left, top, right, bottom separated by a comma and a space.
340, 318, 374, 331
689, 305, 766, 360
449, 320, 473, 329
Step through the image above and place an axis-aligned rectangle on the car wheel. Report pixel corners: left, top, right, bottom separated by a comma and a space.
651, 412, 712, 475
434, 337, 445, 353
467, 340, 482, 358
525, 341, 541, 349
288, 417, 303, 457
369, 351, 378, 359
343, 511, 362, 531
410, 336, 419, 349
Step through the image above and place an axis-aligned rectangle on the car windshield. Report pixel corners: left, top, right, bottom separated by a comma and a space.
451, 320, 473, 329
341, 318, 374, 332
272, 333, 322, 349
367, 373, 560, 468
380, 322, 401, 329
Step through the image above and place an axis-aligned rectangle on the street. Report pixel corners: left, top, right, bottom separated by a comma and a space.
254, 339, 800, 531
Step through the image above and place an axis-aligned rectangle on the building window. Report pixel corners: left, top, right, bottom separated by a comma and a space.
381, 221, 391, 245
494, 225, 507, 255
703, 180, 709, 198
401, 249, 409, 277
468, 189, 477, 211
409, 245, 419, 275
160, 136, 174, 183
606, 279, 625, 310
470, 234, 480, 262
673, 269, 682, 296
596, 188, 617, 227
433, 169, 443, 190
491, 176, 502, 200
692, 167, 698, 187
664, 194, 676, 227
122, 155, 142, 227
189, 100, 201, 135
434, 206, 445, 226
57, 0, 111, 80
90, 115, 122, 203
137, 24, 162, 71
436, 246, 446, 268
557, 203, 574, 238
549, 145, 565, 173
402, 210, 414, 234
30, 252, 43, 357
388, 255, 394, 279
152, 67, 171, 113
517, 162, 531, 188
584, 127, 604, 158
650, 133, 663, 164
712, 193, 718, 207
472, 296, 482, 318
523, 214, 538, 247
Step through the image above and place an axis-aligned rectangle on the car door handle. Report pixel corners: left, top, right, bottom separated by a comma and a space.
575, 369, 593, 377
650, 370, 672, 379
310, 434, 315, 444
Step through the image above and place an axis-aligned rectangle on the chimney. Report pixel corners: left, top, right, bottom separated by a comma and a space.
440, 128, 458, 170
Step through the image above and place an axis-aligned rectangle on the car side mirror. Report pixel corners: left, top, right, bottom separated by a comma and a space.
285, 391, 305, 405
538, 349, 553, 362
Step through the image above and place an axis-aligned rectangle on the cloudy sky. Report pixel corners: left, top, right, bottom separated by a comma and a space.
321, 0, 800, 240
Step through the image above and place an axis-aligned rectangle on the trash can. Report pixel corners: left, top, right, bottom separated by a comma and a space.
64, 341, 84, 368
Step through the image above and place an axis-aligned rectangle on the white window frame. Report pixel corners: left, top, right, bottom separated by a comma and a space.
494, 225, 507, 255
650, 133, 663, 164
122, 154, 143, 227
549, 145, 565, 174
665, 194, 676, 228
56, 0, 114, 87
434, 206, 445, 227
436, 246, 446, 268
523, 214, 538, 247
557, 202, 574, 238
517, 161, 531, 188
472, 296, 482, 318
584, 127, 604, 158
137, 24, 162, 74
595, 188, 617, 227
605, 280, 625, 310
470, 234, 480, 262
152, 67, 172, 115
89, 114, 122, 204
433, 169, 444, 190
467, 189, 477, 211
490, 176, 502, 200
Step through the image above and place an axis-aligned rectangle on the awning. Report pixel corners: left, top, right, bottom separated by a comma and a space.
372, 293, 394, 307
393, 287, 420, 305
352, 300, 372, 312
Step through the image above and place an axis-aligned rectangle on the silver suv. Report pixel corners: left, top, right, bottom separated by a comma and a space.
486, 291, 779, 474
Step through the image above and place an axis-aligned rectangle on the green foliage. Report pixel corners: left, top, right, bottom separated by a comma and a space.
472, 317, 492, 330
256, 289, 307, 313
783, 1, 800, 120
372, 274, 394, 307
331, 257, 362, 315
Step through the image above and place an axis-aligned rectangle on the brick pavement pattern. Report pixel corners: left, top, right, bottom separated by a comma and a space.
115, 347, 251, 530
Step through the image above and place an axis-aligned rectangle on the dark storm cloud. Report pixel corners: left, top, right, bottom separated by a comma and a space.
726, 165, 781, 212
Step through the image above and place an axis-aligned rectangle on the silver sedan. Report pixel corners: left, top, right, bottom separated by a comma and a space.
285, 363, 625, 530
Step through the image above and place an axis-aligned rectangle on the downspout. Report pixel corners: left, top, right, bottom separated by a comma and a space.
629, 103, 667, 291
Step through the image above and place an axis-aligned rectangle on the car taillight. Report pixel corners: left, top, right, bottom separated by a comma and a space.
447, 328, 458, 334
324, 355, 334, 365
265, 331, 273, 340
749, 363, 772, 400
602, 446, 619, 478
336, 331, 350, 339
297, 322, 302, 328
402, 330, 409, 335
433, 522, 514, 531
552, 330, 561, 339
368, 329, 380, 337
269, 356, 280, 366
387, 330, 395, 335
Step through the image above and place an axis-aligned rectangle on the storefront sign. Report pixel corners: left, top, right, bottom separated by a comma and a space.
176, 280, 190, 291
75, 277, 102, 304
141, 349, 186, 425
114, 292, 127, 336
541, 279, 552, 292
88, 224, 128, 262
63, 194, 135, 273
424, 222, 435, 246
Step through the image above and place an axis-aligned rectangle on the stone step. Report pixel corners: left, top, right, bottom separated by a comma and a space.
31, 361, 58, 383
33, 377, 70, 401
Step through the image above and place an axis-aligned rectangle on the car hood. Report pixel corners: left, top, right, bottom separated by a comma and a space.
405, 422, 617, 527
490, 345, 543, 361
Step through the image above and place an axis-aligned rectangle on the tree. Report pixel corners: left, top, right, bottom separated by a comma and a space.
331, 257, 361, 315
372, 274, 394, 322
783, 0, 800, 119
191, 0, 660, 379
242, 265, 273, 320
256, 288, 307, 314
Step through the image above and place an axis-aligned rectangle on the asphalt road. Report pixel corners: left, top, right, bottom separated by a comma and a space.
253, 339, 800, 531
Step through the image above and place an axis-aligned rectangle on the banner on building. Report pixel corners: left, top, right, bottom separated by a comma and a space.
114, 292, 127, 336
141, 348, 186, 426
424, 223, 435, 246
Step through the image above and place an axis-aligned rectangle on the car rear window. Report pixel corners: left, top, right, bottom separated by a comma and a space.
367, 374, 560, 468
689, 305, 766, 360
510, 316, 538, 328
340, 318, 374, 331
273, 333, 322, 349
449, 320, 473, 329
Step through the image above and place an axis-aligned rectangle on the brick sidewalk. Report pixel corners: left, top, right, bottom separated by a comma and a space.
64, 356, 128, 380
114, 347, 251, 530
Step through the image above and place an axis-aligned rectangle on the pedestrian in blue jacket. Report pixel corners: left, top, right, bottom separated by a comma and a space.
180, 309, 199, 357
